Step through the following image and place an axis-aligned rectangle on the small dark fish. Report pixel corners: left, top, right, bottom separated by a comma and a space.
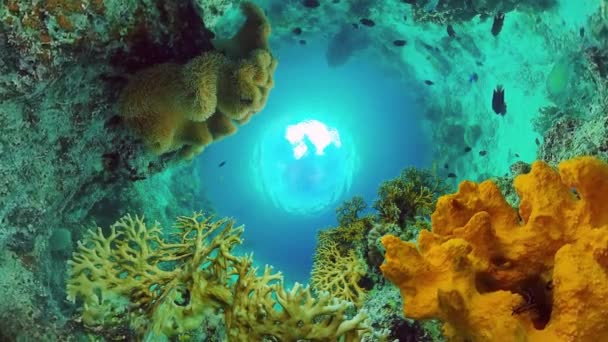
464, 146, 472, 152
421, 42, 435, 51
303, 0, 320, 8
491, 12, 505, 36
469, 72, 478, 83
403, 0, 417, 4
580, 27, 585, 38
515, 153, 520, 158
393, 39, 406, 46
424, 80, 434, 85
479, 150, 487, 156
403, 15, 407, 21
352, 23, 359, 29
492, 85, 507, 116
535, 138, 540, 146
476, 60, 484, 67
444, 163, 449, 169
360, 18, 375, 27
447, 24, 456, 37
218, 161, 226, 167
299, 39, 307, 45
292, 27, 302, 35
447, 172, 457, 178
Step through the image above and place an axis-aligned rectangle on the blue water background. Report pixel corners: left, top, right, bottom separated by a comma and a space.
196, 39, 431, 287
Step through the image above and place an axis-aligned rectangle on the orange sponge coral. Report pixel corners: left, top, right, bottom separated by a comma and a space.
381, 156, 608, 341
117, 2, 276, 159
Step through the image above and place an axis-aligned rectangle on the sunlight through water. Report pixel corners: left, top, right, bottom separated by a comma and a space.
252, 118, 357, 215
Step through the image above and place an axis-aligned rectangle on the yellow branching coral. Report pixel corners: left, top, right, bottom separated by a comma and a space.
318, 218, 372, 252
117, 2, 277, 159
226, 255, 371, 341
381, 156, 608, 341
67, 213, 240, 336
68, 212, 371, 340
311, 240, 368, 306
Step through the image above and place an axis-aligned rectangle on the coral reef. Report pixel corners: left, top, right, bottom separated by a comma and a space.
227, 256, 370, 341
67, 213, 240, 337
381, 156, 608, 341
363, 283, 444, 342
408, 0, 557, 24
311, 240, 369, 307
118, 2, 277, 159
68, 212, 371, 340
336, 195, 368, 227
367, 222, 403, 269
539, 115, 608, 166
0, 1, 234, 336
373, 167, 449, 229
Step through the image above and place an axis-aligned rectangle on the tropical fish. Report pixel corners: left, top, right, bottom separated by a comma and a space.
447, 24, 456, 38
492, 85, 507, 115
303, 0, 320, 8
491, 12, 505, 36
360, 18, 375, 27
469, 72, 478, 83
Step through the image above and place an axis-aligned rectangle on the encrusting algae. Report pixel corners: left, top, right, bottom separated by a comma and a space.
381, 156, 608, 342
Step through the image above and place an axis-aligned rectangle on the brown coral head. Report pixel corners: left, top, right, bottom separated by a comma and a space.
213, 2, 271, 59
218, 49, 277, 121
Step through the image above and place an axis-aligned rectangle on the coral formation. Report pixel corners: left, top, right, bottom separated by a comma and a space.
67, 213, 240, 337
68, 212, 371, 340
408, 0, 557, 24
381, 156, 608, 341
373, 167, 449, 228
311, 240, 369, 307
366, 222, 403, 270
362, 283, 444, 342
539, 114, 608, 166
336, 195, 368, 227
227, 256, 371, 341
118, 2, 277, 159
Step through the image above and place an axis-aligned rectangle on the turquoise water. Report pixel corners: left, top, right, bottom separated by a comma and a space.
2, 0, 608, 340
198, 39, 430, 285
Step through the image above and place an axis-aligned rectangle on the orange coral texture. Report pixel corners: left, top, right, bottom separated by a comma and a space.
381, 156, 608, 342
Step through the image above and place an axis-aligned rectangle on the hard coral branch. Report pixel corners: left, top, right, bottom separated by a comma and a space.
311, 240, 368, 306
67, 212, 242, 336
68, 212, 371, 340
